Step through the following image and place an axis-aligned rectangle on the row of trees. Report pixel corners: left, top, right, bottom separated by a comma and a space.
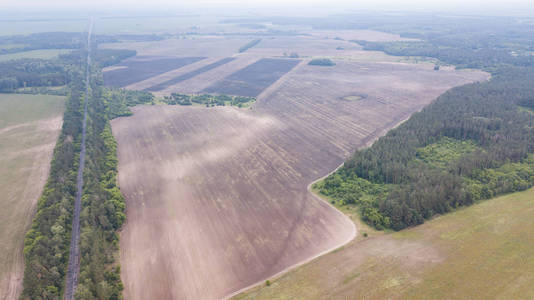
21, 50, 86, 299
163, 93, 255, 107
69, 51, 155, 298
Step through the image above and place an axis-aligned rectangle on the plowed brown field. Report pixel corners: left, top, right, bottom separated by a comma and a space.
111, 60, 489, 300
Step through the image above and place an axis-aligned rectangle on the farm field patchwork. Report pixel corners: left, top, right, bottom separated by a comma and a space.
235, 187, 534, 300
203, 58, 300, 97
145, 57, 236, 92
101, 33, 426, 97
99, 36, 254, 57
0, 93, 64, 300
151, 55, 261, 96
111, 60, 488, 299
103, 55, 205, 87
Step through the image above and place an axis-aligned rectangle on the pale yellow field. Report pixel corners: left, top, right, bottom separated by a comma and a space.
0, 94, 64, 300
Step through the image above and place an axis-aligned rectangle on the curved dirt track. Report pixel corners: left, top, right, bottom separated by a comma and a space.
111, 61, 489, 300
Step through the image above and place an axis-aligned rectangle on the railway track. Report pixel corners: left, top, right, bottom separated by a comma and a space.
64, 17, 93, 300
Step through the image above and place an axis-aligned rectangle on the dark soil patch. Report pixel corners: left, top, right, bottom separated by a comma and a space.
145, 57, 236, 92
103, 56, 205, 88
203, 58, 300, 97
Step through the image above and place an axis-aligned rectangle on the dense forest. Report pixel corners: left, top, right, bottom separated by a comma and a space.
0, 58, 73, 92
316, 17, 534, 230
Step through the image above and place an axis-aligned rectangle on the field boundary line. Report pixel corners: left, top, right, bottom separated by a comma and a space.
255, 59, 308, 104
223, 103, 420, 300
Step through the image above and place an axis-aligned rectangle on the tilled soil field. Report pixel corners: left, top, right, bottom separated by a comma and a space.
111, 60, 489, 300
203, 58, 300, 97
152, 55, 261, 96
103, 56, 205, 87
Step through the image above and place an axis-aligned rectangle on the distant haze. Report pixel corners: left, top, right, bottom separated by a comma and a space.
2, 0, 534, 16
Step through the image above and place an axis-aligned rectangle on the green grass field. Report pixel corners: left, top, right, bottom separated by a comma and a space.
0, 49, 72, 62
235, 188, 534, 299
0, 93, 65, 299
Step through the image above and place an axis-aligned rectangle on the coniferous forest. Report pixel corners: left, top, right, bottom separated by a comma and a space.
316, 16, 534, 230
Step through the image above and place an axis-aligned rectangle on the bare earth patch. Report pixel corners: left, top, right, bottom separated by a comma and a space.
112, 60, 488, 299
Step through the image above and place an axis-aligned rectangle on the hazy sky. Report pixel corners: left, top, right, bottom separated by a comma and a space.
1, 0, 533, 16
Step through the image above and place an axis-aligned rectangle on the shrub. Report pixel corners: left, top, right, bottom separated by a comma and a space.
308, 58, 335, 66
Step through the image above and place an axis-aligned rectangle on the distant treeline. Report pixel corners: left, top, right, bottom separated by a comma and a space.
0, 32, 83, 55
238, 39, 261, 53
308, 58, 335, 66
0, 31, 159, 56
163, 93, 255, 107
0, 48, 135, 93
353, 40, 534, 70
